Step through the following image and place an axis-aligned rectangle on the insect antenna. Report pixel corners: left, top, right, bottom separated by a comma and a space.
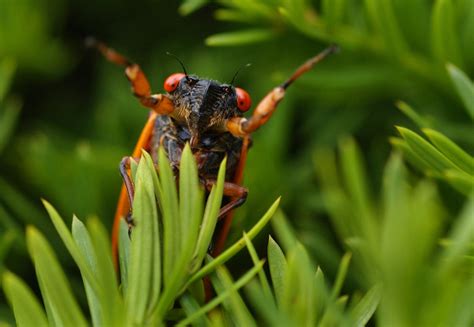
230, 63, 252, 85
166, 52, 189, 77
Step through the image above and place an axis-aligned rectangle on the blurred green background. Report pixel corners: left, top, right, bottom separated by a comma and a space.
0, 0, 473, 324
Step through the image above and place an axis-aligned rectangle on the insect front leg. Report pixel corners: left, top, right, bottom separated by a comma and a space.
226, 45, 339, 137
111, 112, 158, 270
119, 156, 135, 208
85, 37, 174, 115
120, 155, 159, 230
203, 179, 248, 219
119, 156, 142, 232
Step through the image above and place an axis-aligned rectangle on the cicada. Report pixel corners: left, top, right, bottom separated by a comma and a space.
86, 38, 337, 266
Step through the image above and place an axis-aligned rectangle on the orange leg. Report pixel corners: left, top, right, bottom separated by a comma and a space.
111, 112, 158, 271
201, 136, 250, 301
87, 38, 172, 270
226, 45, 339, 137
216, 47, 338, 252
85, 37, 174, 115
203, 179, 248, 220
202, 165, 249, 301
212, 135, 251, 256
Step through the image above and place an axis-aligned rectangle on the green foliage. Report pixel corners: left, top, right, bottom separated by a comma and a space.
2, 149, 386, 326
1, 0, 473, 325
0, 0, 72, 76
2, 271, 48, 327
447, 63, 474, 119
186, 0, 473, 150
0, 59, 27, 287
179, 228, 380, 326
176, 1, 474, 254
391, 66, 474, 195
314, 139, 473, 326
393, 126, 473, 195
0, 59, 20, 154
2, 149, 281, 325
27, 226, 88, 326
196, 0, 474, 76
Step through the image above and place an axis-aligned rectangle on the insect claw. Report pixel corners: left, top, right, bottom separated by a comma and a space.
190, 135, 199, 147
281, 44, 339, 89
85, 38, 131, 66
328, 43, 340, 54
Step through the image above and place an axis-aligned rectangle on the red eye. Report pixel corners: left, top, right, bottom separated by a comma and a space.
236, 87, 251, 112
164, 73, 186, 92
